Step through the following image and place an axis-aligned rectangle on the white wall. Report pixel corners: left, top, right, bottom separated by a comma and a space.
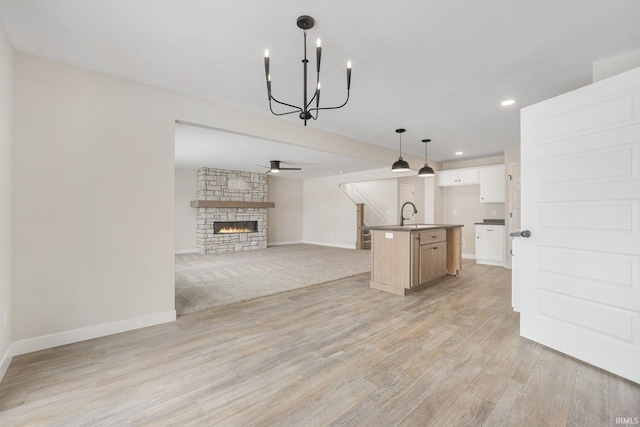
303, 177, 358, 248
349, 179, 398, 225
424, 175, 437, 223
302, 168, 419, 248
12, 53, 177, 347
11, 52, 416, 354
267, 176, 303, 245
593, 49, 640, 82
441, 156, 505, 258
442, 155, 504, 170
0, 23, 13, 378
174, 167, 197, 253
398, 176, 425, 224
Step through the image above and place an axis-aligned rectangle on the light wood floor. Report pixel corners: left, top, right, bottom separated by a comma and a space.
1, 260, 639, 426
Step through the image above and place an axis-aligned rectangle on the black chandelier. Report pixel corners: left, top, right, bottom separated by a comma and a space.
263, 15, 352, 126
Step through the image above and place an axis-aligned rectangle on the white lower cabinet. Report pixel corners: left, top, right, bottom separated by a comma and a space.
475, 224, 504, 266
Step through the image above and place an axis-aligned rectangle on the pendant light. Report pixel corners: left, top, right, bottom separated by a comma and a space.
391, 129, 410, 172
418, 139, 435, 177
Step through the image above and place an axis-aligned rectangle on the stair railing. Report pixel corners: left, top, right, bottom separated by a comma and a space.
338, 183, 386, 226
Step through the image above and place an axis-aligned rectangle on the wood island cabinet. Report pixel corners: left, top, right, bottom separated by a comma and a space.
413, 229, 447, 286
419, 242, 447, 284
366, 225, 463, 296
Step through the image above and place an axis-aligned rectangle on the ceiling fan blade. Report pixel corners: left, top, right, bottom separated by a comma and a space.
267, 160, 302, 172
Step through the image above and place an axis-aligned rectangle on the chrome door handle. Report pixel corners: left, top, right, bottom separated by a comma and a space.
510, 230, 531, 238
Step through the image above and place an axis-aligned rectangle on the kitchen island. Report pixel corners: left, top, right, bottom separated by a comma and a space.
361, 224, 463, 296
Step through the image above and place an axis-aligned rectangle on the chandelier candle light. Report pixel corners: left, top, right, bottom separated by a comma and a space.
264, 15, 352, 126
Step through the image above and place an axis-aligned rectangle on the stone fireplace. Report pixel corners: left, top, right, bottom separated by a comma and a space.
194, 168, 271, 253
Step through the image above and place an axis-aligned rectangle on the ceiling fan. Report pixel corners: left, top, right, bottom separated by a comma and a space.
258, 160, 302, 174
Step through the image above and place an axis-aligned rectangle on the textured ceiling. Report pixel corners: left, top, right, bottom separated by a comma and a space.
174, 123, 386, 180
1, 0, 639, 165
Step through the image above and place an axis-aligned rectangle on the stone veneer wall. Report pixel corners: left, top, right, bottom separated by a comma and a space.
196, 168, 268, 253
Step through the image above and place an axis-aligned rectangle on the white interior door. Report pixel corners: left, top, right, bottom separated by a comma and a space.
519, 66, 640, 383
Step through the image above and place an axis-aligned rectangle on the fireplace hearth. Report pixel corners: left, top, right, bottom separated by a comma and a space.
214, 221, 258, 234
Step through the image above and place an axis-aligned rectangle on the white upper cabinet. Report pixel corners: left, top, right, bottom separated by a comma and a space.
437, 168, 479, 187
479, 165, 505, 203
438, 164, 505, 203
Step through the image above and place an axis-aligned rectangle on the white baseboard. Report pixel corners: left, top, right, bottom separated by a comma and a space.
9, 310, 176, 358
302, 240, 356, 250
462, 253, 476, 259
267, 240, 304, 247
175, 249, 198, 254
0, 346, 11, 383
476, 259, 505, 267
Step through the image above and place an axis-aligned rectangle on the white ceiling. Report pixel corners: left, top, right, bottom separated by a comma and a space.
1, 1, 639, 169
175, 123, 386, 179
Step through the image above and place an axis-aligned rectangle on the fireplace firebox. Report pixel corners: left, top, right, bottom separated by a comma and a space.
213, 221, 259, 234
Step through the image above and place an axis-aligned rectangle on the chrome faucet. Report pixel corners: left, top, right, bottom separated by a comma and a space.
400, 202, 418, 226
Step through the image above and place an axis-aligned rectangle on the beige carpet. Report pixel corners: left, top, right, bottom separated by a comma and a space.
175, 244, 371, 316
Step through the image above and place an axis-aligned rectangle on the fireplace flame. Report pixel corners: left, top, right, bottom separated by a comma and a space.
218, 226, 254, 234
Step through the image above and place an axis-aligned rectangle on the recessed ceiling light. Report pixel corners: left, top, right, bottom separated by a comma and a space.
455, 151, 463, 156
501, 99, 516, 106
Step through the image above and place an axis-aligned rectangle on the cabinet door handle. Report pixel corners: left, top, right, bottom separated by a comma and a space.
486, 229, 493, 231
